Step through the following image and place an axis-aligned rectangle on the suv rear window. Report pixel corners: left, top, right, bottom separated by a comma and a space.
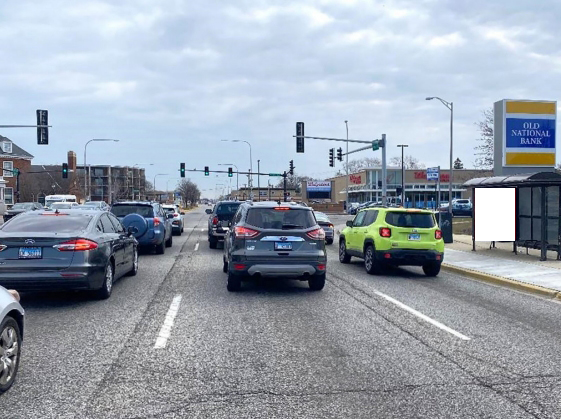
216, 203, 241, 215
111, 205, 154, 218
1, 214, 93, 233
385, 212, 435, 228
246, 208, 316, 229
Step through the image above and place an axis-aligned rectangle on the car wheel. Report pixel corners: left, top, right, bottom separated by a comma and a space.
155, 240, 165, 255
96, 261, 114, 299
128, 247, 138, 276
326, 239, 333, 245
0, 316, 22, 394
423, 262, 441, 277
339, 240, 351, 264
227, 271, 241, 292
222, 256, 228, 273
166, 233, 173, 248
209, 237, 218, 249
309, 273, 326, 291
364, 245, 382, 275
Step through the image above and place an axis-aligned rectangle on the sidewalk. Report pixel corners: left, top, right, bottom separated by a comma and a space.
444, 235, 561, 295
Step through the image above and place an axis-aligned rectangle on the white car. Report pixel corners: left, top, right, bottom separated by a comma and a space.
0, 286, 24, 394
49, 202, 80, 210
162, 204, 185, 235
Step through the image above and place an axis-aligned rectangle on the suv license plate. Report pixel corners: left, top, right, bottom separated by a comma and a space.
19, 247, 42, 259
408, 234, 421, 241
275, 242, 292, 251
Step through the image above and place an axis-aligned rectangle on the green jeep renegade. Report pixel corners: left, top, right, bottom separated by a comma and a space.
339, 207, 444, 276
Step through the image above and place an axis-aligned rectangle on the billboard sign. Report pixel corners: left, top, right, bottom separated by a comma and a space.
307, 181, 331, 200
500, 100, 556, 167
426, 167, 439, 181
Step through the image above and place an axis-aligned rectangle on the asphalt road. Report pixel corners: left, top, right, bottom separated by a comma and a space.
2, 207, 561, 418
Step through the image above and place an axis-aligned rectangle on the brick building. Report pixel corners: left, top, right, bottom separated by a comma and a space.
0, 135, 34, 205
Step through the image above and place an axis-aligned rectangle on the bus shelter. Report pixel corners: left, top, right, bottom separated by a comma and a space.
463, 172, 561, 261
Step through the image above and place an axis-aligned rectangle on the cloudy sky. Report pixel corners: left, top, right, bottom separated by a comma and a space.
1, 0, 560, 197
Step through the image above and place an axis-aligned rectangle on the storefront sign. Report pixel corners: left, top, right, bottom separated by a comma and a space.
426, 167, 439, 181
307, 181, 331, 200
349, 174, 363, 184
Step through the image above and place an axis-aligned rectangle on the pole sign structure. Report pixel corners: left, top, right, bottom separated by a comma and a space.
426, 167, 439, 181
494, 99, 557, 175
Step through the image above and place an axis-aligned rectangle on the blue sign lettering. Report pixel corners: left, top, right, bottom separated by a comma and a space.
506, 118, 556, 149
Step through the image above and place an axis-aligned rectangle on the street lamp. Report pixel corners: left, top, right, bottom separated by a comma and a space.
344, 121, 349, 208
218, 163, 239, 192
397, 144, 409, 207
426, 96, 453, 213
83, 139, 119, 201
221, 140, 252, 197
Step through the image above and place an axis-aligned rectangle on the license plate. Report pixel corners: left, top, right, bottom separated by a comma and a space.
19, 247, 42, 259
408, 234, 421, 241
275, 242, 292, 251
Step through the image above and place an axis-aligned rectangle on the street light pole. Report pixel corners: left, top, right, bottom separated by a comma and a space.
345, 121, 349, 209
397, 144, 408, 207
83, 139, 119, 201
426, 97, 454, 214
257, 159, 260, 201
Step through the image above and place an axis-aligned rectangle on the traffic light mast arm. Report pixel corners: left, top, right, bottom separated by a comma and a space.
292, 135, 371, 144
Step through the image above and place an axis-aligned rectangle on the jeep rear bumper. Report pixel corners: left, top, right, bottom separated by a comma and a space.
375, 249, 443, 266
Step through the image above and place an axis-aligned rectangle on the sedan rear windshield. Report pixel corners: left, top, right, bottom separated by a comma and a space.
314, 213, 329, 222
385, 212, 435, 228
216, 203, 241, 215
1, 214, 93, 233
246, 208, 317, 229
111, 205, 154, 218
11, 203, 33, 210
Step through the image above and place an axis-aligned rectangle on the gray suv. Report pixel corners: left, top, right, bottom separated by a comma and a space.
206, 201, 242, 248
222, 201, 327, 292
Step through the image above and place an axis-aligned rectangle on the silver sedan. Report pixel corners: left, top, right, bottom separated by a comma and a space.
0, 286, 24, 394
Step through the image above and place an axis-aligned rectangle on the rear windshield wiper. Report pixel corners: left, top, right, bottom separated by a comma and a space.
282, 223, 303, 229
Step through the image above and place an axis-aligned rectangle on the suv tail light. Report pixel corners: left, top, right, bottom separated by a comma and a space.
328, 223, 334, 229
435, 229, 442, 240
154, 217, 161, 227
379, 227, 391, 238
307, 228, 325, 240
234, 226, 259, 238
212, 216, 219, 225
54, 239, 98, 252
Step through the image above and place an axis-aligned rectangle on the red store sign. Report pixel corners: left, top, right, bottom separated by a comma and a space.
414, 171, 449, 182
350, 174, 363, 184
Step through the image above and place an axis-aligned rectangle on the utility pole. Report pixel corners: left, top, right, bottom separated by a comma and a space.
345, 121, 349, 209
397, 144, 408, 206
257, 159, 260, 201
381, 134, 387, 206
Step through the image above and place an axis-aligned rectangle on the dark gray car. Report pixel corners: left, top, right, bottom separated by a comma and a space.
0, 210, 138, 299
206, 201, 242, 249
313, 211, 334, 245
3, 202, 43, 222
223, 201, 327, 292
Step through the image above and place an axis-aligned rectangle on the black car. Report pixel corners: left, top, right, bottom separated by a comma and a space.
0, 210, 138, 299
3, 202, 43, 222
206, 201, 242, 249
223, 201, 327, 292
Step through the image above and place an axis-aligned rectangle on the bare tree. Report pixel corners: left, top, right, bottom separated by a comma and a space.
275, 173, 313, 190
176, 179, 200, 207
341, 157, 382, 174
389, 155, 425, 169
109, 178, 130, 201
145, 180, 154, 192
474, 108, 494, 169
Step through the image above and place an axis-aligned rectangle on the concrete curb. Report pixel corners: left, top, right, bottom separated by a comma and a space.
442, 263, 561, 300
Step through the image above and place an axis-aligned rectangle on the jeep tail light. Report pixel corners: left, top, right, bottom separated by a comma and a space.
212, 216, 219, 225
379, 227, 391, 238
54, 239, 98, 252
435, 229, 442, 240
234, 226, 259, 238
307, 228, 325, 240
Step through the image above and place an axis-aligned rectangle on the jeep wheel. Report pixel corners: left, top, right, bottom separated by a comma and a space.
339, 240, 351, 264
423, 262, 441, 277
364, 245, 382, 275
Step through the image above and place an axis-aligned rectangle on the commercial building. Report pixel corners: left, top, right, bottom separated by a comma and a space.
75, 164, 148, 202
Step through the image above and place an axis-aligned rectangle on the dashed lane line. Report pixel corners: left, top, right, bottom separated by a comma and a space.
154, 294, 183, 349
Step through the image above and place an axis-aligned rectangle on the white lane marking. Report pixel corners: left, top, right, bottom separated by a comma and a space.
154, 295, 183, 349
194, 243, 199, 251
374, 291, 471, 341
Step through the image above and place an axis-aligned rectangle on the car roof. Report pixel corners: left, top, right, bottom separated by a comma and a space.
243, 201, 312, 210
359, 206, 434, 214
112, 201, 154, 206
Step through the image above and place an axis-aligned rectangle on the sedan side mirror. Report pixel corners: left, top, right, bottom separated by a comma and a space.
127, 226, 139, 236
346, 220, 353, 227
205, 209, 212, 214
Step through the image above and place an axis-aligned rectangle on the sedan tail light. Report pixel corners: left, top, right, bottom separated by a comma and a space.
54, 239, 98, 252
435, 229, 442, 240
379, 227, 391, 238
212, 216, 219, 226
307, 228, 325, 240
234, 226, 259, 238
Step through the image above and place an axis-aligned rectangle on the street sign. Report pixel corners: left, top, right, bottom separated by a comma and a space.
426, 167, 439, 181
296, 122, 305, 153
36, 110, 48, 145
269, 173, 282, 176
372, 140, 379, 151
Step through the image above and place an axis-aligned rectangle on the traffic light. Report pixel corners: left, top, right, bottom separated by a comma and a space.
372, 140, 379, 151
296, 122, 305, 153
36, 109, 48, 145
329, 148, 334, 167
337, 147, 343, 161
62, 163, 68, 178
289, 160, 294, 175
204, 166, 209, 176
228, 167, 233, 177
180, 162, 185, 178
